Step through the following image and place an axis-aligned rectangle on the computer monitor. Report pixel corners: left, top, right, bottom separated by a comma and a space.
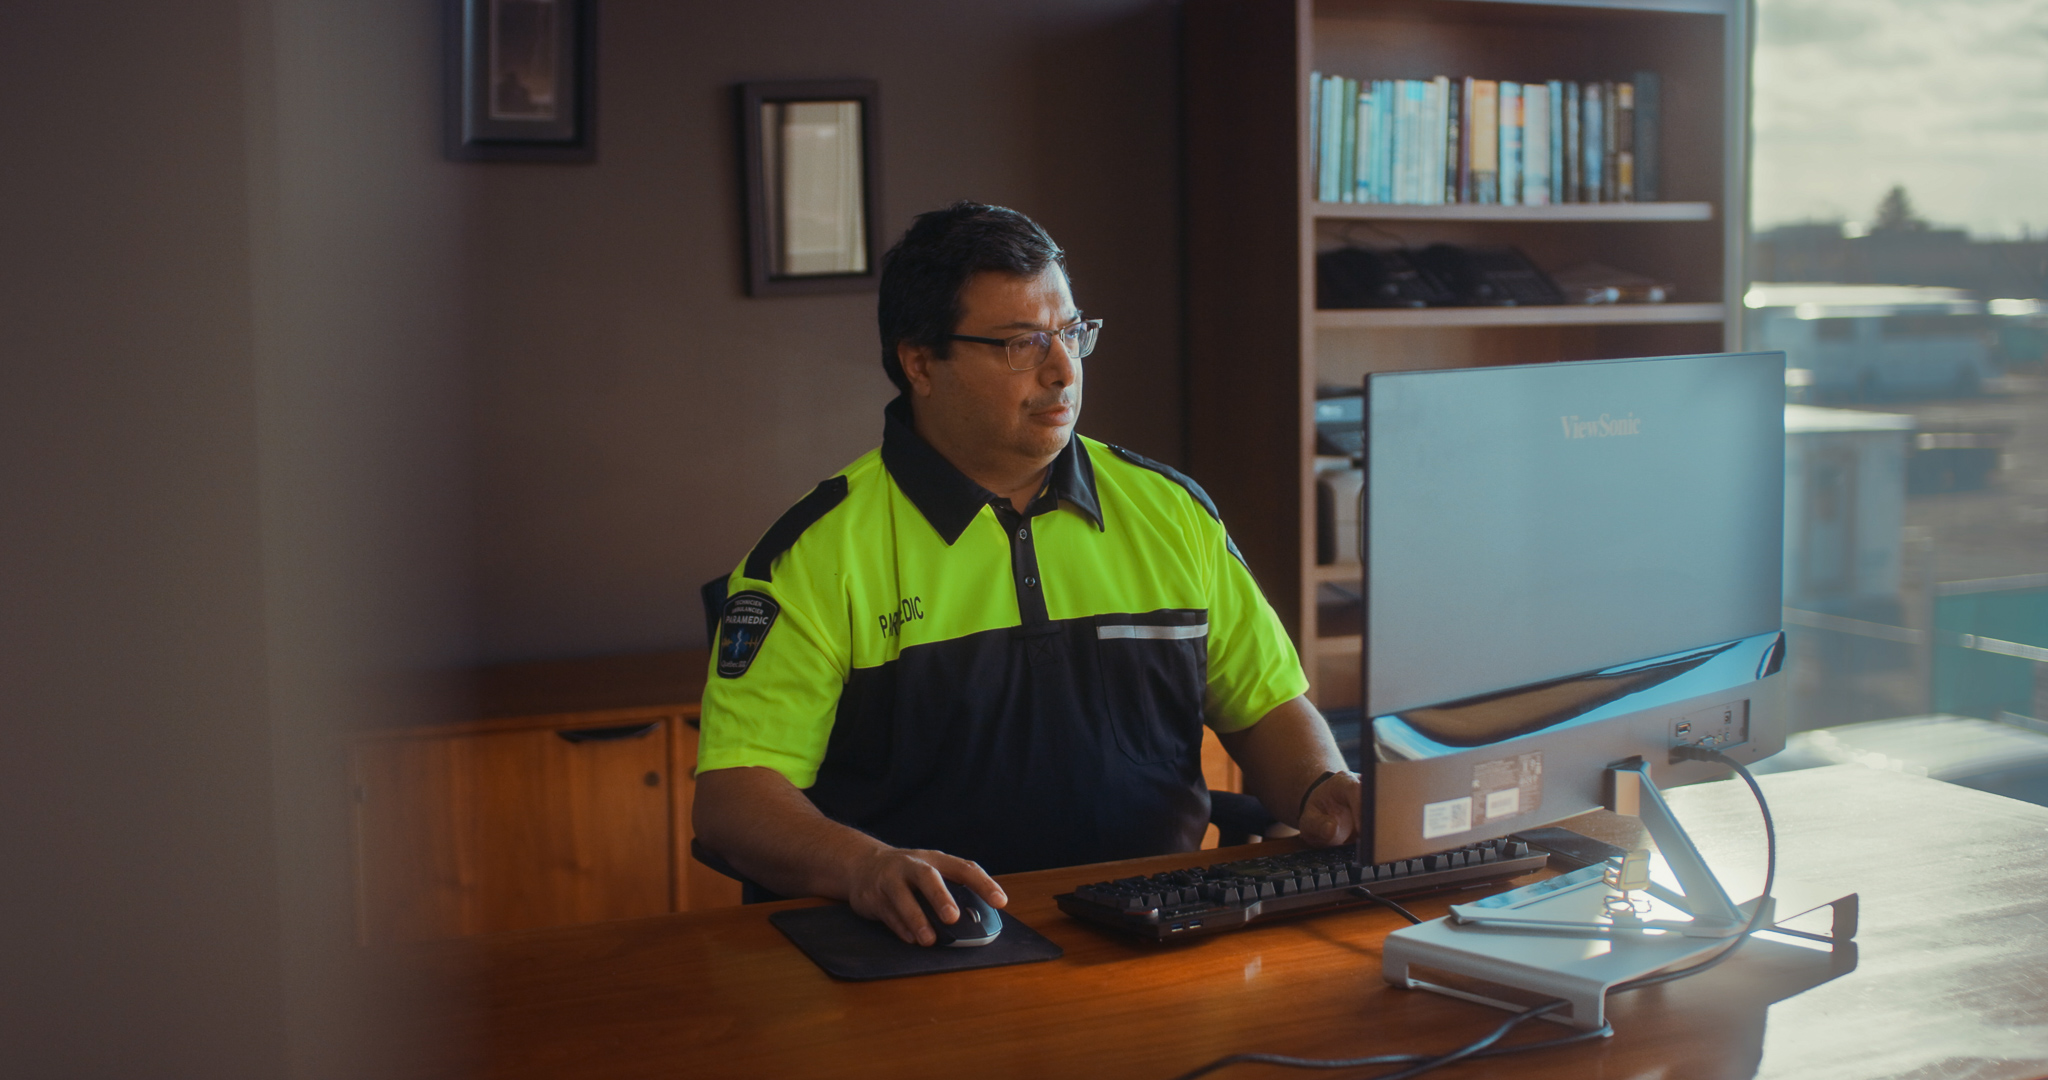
1355, 351, 1788, 865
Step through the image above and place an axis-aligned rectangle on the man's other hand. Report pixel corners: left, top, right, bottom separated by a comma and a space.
848, 848, 1007, 946
1217, 696, 1356, 847
1296, 770, 1363, 847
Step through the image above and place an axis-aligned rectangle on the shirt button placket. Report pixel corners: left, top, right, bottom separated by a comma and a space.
1004, 512, 1051, 626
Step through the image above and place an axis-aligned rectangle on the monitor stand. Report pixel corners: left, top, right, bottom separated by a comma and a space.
1381, 760, 1785, 1031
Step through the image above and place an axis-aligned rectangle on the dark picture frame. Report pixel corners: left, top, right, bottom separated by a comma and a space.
445, 0, 596, 162
739, 80, 882, 296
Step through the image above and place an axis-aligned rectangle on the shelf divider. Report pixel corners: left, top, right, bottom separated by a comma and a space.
1311, 562, 1363, 585
1317, 302, 1724, 330
1313, 634, 1363, 656
1312, 202, 1714, 223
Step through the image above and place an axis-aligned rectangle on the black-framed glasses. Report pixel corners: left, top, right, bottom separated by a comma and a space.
948, 318, 1103, 371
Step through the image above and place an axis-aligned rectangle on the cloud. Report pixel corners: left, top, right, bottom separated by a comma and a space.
1758, 0, 1875, 48
1751, 0, 2048, 236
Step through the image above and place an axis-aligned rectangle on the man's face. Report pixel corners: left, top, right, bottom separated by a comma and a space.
902, 266, 1083, 478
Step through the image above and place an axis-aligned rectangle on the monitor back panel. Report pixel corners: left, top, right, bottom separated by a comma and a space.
1363, 352, 1786, 718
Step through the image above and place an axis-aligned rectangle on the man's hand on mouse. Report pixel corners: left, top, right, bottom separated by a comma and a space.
1296, 770, 1363, 847
846, 847, 1006, 946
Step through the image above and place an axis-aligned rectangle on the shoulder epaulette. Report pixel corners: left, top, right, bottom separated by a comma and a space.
744, 475, 849, 583
1105, 445, 1248, 566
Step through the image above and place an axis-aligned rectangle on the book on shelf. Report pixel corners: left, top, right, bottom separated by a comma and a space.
1335, 75, 1351, 204
1469, 80, 1498, 204
1310, 71, 1325, 200
1499, 81, 1523, 206
1403, 79, 1428, 204
1632, 71, 1659, 201
1561, 80, 1580, 202
1355, 82, 1373, 204
1522, 82, 1551, 206
1325, 74, 1343, 203
1580, 81, 1604, 204
1431, 76, 1450, 207
1443, 77, 1461, 203
1308, 70, 1662, 208
1615, 81, 1635, 204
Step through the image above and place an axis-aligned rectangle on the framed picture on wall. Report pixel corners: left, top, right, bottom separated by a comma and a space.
445, 0, 596, 162
739, 80, 882, 296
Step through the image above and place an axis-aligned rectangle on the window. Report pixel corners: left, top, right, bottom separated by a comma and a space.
1749, 0, 2048, 796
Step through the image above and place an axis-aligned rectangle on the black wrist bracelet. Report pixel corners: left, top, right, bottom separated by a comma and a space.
1297, 769, 1340, 822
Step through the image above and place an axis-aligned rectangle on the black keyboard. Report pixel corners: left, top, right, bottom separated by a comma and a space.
1055, 838, 1548, 943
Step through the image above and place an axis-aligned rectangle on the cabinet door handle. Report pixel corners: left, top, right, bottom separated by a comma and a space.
556, 722, 660, 744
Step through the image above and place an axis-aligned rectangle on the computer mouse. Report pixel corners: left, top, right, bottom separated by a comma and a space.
913, 880, 1003, 947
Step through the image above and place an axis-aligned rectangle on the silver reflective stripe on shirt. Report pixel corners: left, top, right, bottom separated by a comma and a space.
1096, 623, 1210, 641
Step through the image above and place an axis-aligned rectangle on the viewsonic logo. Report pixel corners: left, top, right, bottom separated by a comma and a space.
1560, 413, 1643, 439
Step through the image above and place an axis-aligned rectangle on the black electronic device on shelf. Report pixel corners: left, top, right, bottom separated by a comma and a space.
1312, 392, 1364, 458
1317, 247, 1455, 309
1408, 244, 1566, 307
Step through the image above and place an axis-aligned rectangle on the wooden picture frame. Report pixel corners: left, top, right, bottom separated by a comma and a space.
446, 0, 597, 163
739, 80, 882, 296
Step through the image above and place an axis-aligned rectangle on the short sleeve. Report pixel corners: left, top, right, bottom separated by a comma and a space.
695, 555, 850, 789
1202, 526, 1309, 734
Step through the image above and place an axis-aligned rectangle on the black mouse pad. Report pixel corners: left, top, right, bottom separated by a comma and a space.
769, 904, 1063, 981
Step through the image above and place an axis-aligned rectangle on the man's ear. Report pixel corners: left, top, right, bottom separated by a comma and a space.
899, 340, 938, 397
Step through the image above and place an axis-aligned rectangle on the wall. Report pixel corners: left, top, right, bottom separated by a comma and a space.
0, 1, 1184, 1074
467, 0, 1186, 661
252, 0, 476, 1073
2, 1, 472, 1075
0, 3, 289, 1076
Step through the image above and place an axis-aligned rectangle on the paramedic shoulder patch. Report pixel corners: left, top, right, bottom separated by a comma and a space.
716, 591, 781, 679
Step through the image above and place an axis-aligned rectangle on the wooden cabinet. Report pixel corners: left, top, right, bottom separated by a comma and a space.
1184, 0, 1749, 708
351, 650, 1252, 942
349, 650, 740, 945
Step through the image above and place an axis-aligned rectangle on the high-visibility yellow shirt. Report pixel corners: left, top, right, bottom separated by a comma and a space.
698, 396, 1306, 873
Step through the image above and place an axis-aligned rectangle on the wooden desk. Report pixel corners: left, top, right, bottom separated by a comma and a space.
383, 766, 2048, 1079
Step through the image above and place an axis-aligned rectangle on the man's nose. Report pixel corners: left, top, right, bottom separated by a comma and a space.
1041, 335, 1078, 386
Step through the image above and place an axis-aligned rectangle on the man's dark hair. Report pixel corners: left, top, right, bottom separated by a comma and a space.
877, 202, 1066, 393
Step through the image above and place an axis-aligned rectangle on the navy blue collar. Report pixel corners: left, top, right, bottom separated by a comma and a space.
879, 395, 1104, 545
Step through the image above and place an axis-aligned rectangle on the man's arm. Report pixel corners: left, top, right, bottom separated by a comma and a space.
693, 765, 1006, 946
1215, 695, 1362, 847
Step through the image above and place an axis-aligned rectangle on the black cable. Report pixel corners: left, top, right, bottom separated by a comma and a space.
1163, 999, 1574, 1080
1349, 999, 1573, 1080
1610, 748, 1776, 995
1354, 888, 1423, 925
1166, 750, 1780, 1080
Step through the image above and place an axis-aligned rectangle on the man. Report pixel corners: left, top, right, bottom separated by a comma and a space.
695, 202, 1361, 946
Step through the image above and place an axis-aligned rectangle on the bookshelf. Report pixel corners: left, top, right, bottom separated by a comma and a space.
1183, 0, 1750, 708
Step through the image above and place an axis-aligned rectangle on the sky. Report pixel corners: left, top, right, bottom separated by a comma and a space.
1751, 0, 2048, 238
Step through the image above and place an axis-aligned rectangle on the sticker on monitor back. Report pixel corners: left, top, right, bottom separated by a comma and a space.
1471, 752, 1543, 828
716, 591, 780, 679
1421, 796, 1473, 840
